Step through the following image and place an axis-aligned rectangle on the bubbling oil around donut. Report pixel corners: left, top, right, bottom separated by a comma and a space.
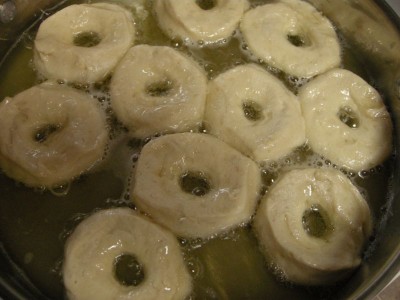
114, 253, 145, 287
195, 0, 216, 11
145, 79, 174, 97
73, 31, 102, 47
180, 171, 212, 197
338, 106, 360, 128
50, 182, 71, 197
287, 34, 309, 47
302, 204, 334, 238
34, 124, 62, 143
242, 100, 264, 121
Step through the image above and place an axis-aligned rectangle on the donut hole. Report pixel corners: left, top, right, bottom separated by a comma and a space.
113, 253, 145, 287
73, 31, 102, 47
33, 124, 62, 143
146, 79, 174, 97
180, 171, 211, 196
242, 100, 264, 121
287, 34, 310, 47
337, 106, 359, 128
302, 204, 333, 238
195, 0, 216, 10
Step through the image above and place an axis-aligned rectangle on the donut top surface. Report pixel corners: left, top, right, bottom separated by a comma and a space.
299, 68, 393, 171
205, 63, 306, 162
110, 45, 207, 138
63, 208, 192, 300
154, 0, 249, 43
34, 3, 135, 83
0, 81, 108, 187
240, 0, 341, 77
254, 168, 372, 285
132, 132, 261, 238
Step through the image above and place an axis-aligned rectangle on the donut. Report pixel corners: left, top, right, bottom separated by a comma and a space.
0, 81, 108, 187
110, 45, 207, 138
34, 3, 135, 83
240, 0, 341, 78
154, 0, 249, 43
131, 133, 261, 238
253, 168, 372, 285
63, 208, 192, 300
204, 64, 306, 163
311, 1, 400, 63
299, 68, 393, 171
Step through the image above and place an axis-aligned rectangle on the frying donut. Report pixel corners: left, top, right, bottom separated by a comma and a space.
299, 68, 393, 171
110, 45, 207, 138
34, 3, 135, 83
0, 81, 108, 187
240, 0, 340, 78
63, 208, 192, 300
204, 64, 306, 163
253, 168, 372, 285
131, 133, 261, 238
154, 0, 249, 43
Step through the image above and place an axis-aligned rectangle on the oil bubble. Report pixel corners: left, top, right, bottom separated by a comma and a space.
50, 182, 71, 197
185, 256, 203, 279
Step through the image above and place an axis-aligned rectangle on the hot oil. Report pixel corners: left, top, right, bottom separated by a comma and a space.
0, 35, 36, 100
0, 0, 393, 299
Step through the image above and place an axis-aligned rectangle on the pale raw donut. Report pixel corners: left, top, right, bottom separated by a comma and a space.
253, 168, 372, 285
0, 81, 108, 187
63, 208, 192, 300
110, 45, 207, 138
131, 133, 261, 238
34, 3, 135, 83
204, 64, 306, 163
299, 68, 393, 171
240, 0, 340, 78
154, 0, 249, 43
